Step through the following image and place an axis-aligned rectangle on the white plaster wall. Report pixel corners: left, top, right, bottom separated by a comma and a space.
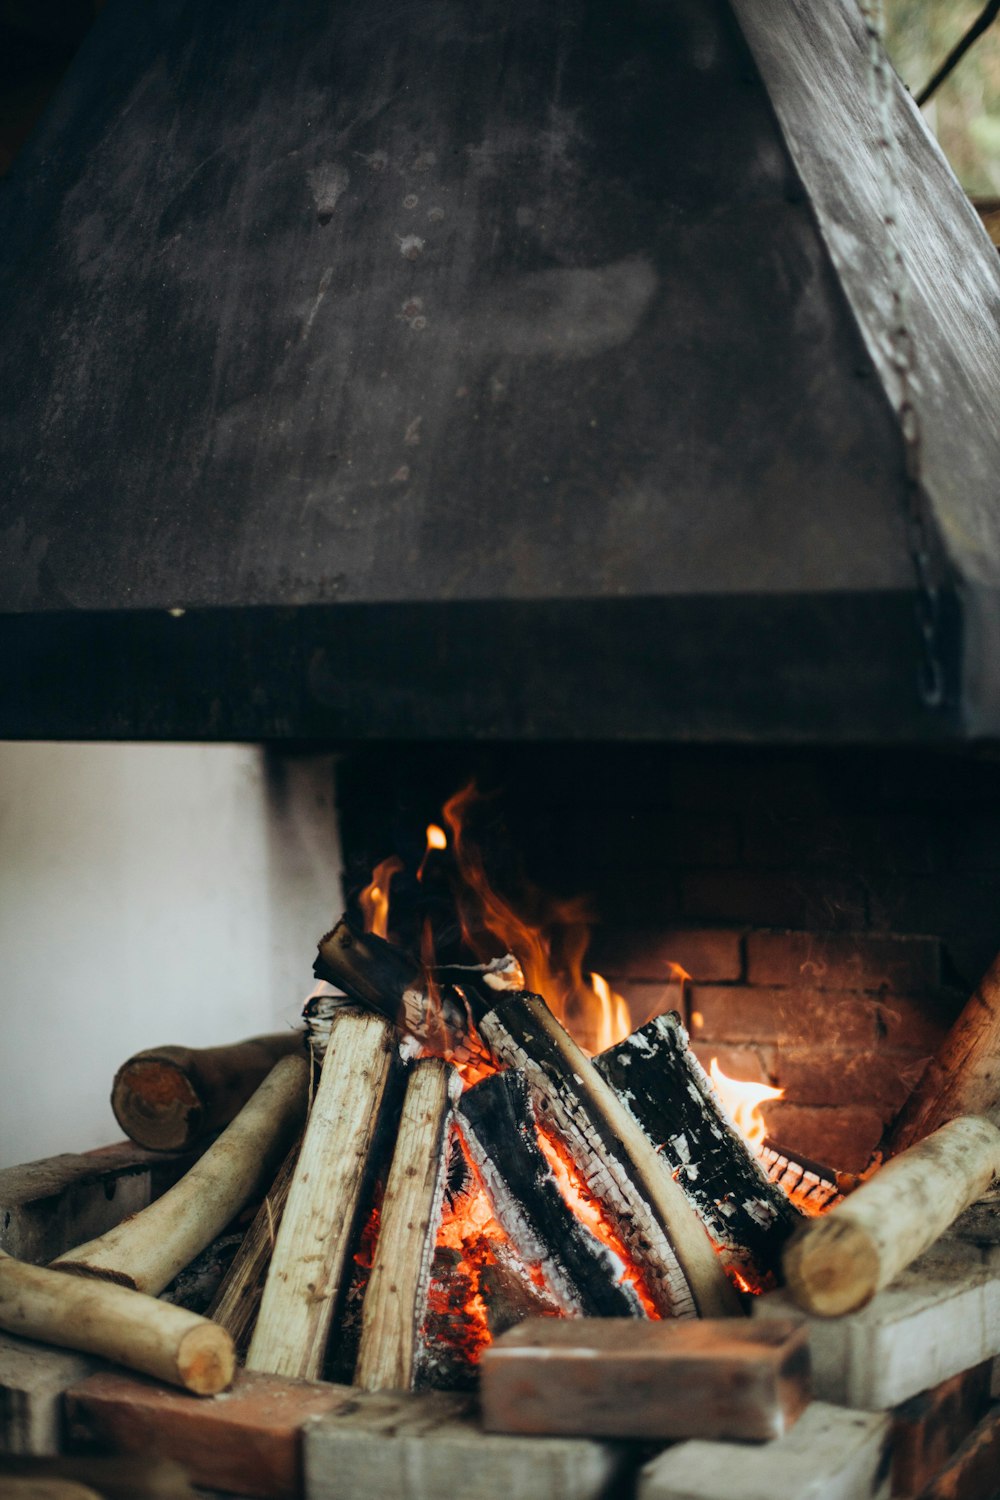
0, 743, 342, 1169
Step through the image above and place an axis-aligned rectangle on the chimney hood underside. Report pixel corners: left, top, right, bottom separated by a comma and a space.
1, 0, 999, 742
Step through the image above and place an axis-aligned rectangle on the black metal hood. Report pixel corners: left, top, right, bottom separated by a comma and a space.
1, 0, 999, 742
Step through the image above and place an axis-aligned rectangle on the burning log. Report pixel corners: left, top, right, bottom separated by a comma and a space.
458, 1069, 645, 1317
207, 1138, 300, 1355
0, 1251, 234, 1395
111, 1032, 305, 1152
247, 1009, 401, 1381
783, 1115, 1000, 1317
593, 1012, 800, 1281
478, 992, 742, 1319
51, 1055, 308, 1294
888, 949, 1000, 1155
355, 1057, 461, 1392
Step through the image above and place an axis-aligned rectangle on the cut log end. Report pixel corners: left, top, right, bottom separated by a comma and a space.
111, 1060, 201, 1153
176, 1322, 236, 1396
782, 1218, 881, 1318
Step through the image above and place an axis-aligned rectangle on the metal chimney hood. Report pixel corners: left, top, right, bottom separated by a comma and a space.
1, 0, 999, 742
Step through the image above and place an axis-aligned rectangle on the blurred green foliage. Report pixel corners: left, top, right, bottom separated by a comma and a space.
885, 1, 1000, 195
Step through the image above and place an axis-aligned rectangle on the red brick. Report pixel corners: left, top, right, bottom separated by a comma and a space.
745, 931, 941, 993
612, 980, 686, 1031
689, 986, 879, 1049
875, 993, 959, 1052
766, 1047, 927, 1113
682, 872, 867, 931
589, 927, 744, 982
760, 1103, 883, 1173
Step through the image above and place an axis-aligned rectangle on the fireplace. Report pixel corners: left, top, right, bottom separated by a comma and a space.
3, 0, 1000, 1493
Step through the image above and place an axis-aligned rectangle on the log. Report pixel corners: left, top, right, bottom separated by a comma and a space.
458, 1068, 644, 1316
888, 949, 1000, 1154
354, 1057, 460, 1392
246, 1008, 401, 1380
0, 1481, 104, 1500
480, 1317, 811, 1442
594, 1012, 800, 1282
206, 1137, 299, 1356
52, 1054, 308, 1294
0, 1456, 198, 1500
0, 1251, 234, 1395
478, 992, 741, 1318
783, 1116, 1000, 1317
111, 1032, 305, 1151
65, 1369, 352, 1500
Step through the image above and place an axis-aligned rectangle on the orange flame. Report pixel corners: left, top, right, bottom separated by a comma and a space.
709, 1058, 783, 1156
417, 823, 448, 881
358, 855, 403, 940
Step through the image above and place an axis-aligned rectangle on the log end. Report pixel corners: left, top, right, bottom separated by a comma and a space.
782, 1218, 879, 1318
176, 1321, 236, 1395
111, 1058, 202, 1152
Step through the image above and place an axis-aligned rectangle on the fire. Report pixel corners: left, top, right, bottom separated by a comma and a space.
429, 1130, 510, 1365
709, 1058, 783, 1156
358, 855, 403, 940
417, 823, 447, 881
589, 971, 632, 1055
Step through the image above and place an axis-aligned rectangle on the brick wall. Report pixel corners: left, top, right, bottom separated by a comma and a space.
337, 745, 1000, 1175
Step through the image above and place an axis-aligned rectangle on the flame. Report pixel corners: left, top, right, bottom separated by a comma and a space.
417, 823, 448, 881
428, 1129, 511, 1364
535, 1125, 660, 1318
709, 1058, 783, 1156
441, 782, 634, 1053
358, 855, 403, 940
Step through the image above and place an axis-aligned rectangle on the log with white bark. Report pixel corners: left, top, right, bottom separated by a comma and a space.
51, 1054, 308, 1294
888, 949, 1000, 1154
354, 1057, 461, 1391
0, 1250, 234, 1395
783, 1114, 1000, 1316
478, 991, 742, 1319
246, 1008, 401, 1380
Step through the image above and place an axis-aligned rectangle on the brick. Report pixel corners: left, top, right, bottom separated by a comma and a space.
763, 1048, 926, 1114
745, 932, 941, 994
874, 993, 958, 1053
0, 1332, 98, 1455
682, 872, 867, 931
890, 1362, 993, 1497
918, 1403, 1000, 1500
66, 1368, 352, 1499
753, 1247, 1000, 1410
303, 1387, 627, 1500
480, 1317, 810, 1443
760, 1104, 884, 1174
637, 1401, 892, 1500
689, 986, 879, 1048
589, 928, 744, 982
865, 877, 1000, 988
612, 980, 686, 1031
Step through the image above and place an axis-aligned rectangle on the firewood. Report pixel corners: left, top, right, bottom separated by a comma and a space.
0, 1455, 199, 1500
247, 1009, 401, 1381
594, 1012, 800, 1281
458, 1068, 644, 1316
783, 1116, 1000, 1317
479, 992, 741, 1318
888, 949, 1000, 1154
480, 1317, 811, 1442
206, 1137, 299, 1356
51, 1055, 308, 1294
0, 1251, 234, 1394
355, 1058, 461, 1392
65, 1369, 351, 1500
111, 1032, 305, 1152
0, 1481, 103, 1500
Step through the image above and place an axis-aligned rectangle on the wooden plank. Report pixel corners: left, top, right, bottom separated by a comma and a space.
207, 1139, 299, 1357
916, 1403, 1000, 1500
480, 1316, 811, 1443
637, 1401, 892, 1500
784, 1117, 1000, 1317
479, 991, 740, 1318
458, 1069, 643, 1317
247, 1010, 400, 1381
303, 1387, 629, 1500
890, 1362, 993, 1498
354, 1058, 459, 1392
65, 1368, 352, 1500
594, 1012, 800, 1281
0, 1145, 194, 1265
754, 1247, 1000, 1410
52, 1055, 309, 1295
0, 1332, 97, 1455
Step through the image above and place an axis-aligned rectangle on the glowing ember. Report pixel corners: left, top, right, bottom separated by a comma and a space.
430, 1130, 510, 1364
709, 1058, 783, 1156
358, 855, 403, 940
